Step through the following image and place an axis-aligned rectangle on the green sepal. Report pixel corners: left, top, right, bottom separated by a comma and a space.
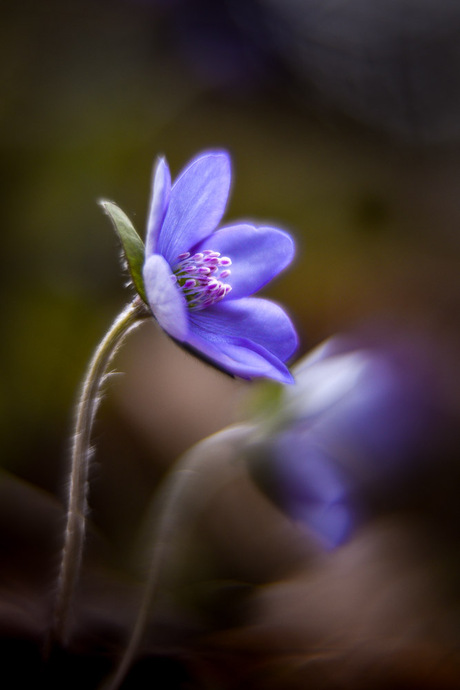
99, 200, 148, 304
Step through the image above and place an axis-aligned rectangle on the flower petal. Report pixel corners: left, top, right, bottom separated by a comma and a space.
146, 157, 171, 256
190, 297, 298, 362
157, 151, 231, 265
186, 297, 298, 381
143, 254, 188, 341
273, 433, 353, 546
195, 224, 295, 299
185, 329, 294, 383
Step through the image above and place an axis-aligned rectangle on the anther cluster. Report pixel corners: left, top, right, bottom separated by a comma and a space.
172, 250, 232, 310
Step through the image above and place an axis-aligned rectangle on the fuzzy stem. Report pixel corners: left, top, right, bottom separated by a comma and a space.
52, 298, 148, 645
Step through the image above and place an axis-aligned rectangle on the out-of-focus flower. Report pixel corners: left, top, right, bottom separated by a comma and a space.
249, 335, 439, 547
142, 150, 298, 382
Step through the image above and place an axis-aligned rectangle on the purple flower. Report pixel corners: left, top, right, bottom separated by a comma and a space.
142, 150, 298, 382
250, 335, 438, 548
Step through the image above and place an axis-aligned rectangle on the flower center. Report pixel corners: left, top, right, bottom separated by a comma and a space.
171, 250, 232, 310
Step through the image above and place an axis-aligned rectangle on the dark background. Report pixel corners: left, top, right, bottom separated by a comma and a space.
3, 1, 460, 687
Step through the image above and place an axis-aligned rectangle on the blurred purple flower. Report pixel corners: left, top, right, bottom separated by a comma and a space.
143, 150, 298, 382
251, 335, 438, 547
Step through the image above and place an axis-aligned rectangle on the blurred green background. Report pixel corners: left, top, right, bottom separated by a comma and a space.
3, 0, 460, 532
4, 0, 460, 492
3, 1, 460, 684
3, 0, 460, 548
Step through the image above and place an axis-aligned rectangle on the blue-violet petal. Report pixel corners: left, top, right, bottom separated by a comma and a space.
157, 151, 232, 265
185, 328, 294, 383
195, 224, 295, 300
143, 254, 189, 341
146, 157, 171, 257
190, 297, 298, 362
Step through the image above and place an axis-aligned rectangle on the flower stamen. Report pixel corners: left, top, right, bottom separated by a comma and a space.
173, 250, 232, 310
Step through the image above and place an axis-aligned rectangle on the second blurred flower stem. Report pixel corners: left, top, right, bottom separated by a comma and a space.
102, 425, 252, 690
101, 460, 196, 690
52, 297, 149, 645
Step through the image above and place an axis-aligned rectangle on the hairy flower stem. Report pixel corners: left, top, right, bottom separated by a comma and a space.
52, 298, 148, 646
